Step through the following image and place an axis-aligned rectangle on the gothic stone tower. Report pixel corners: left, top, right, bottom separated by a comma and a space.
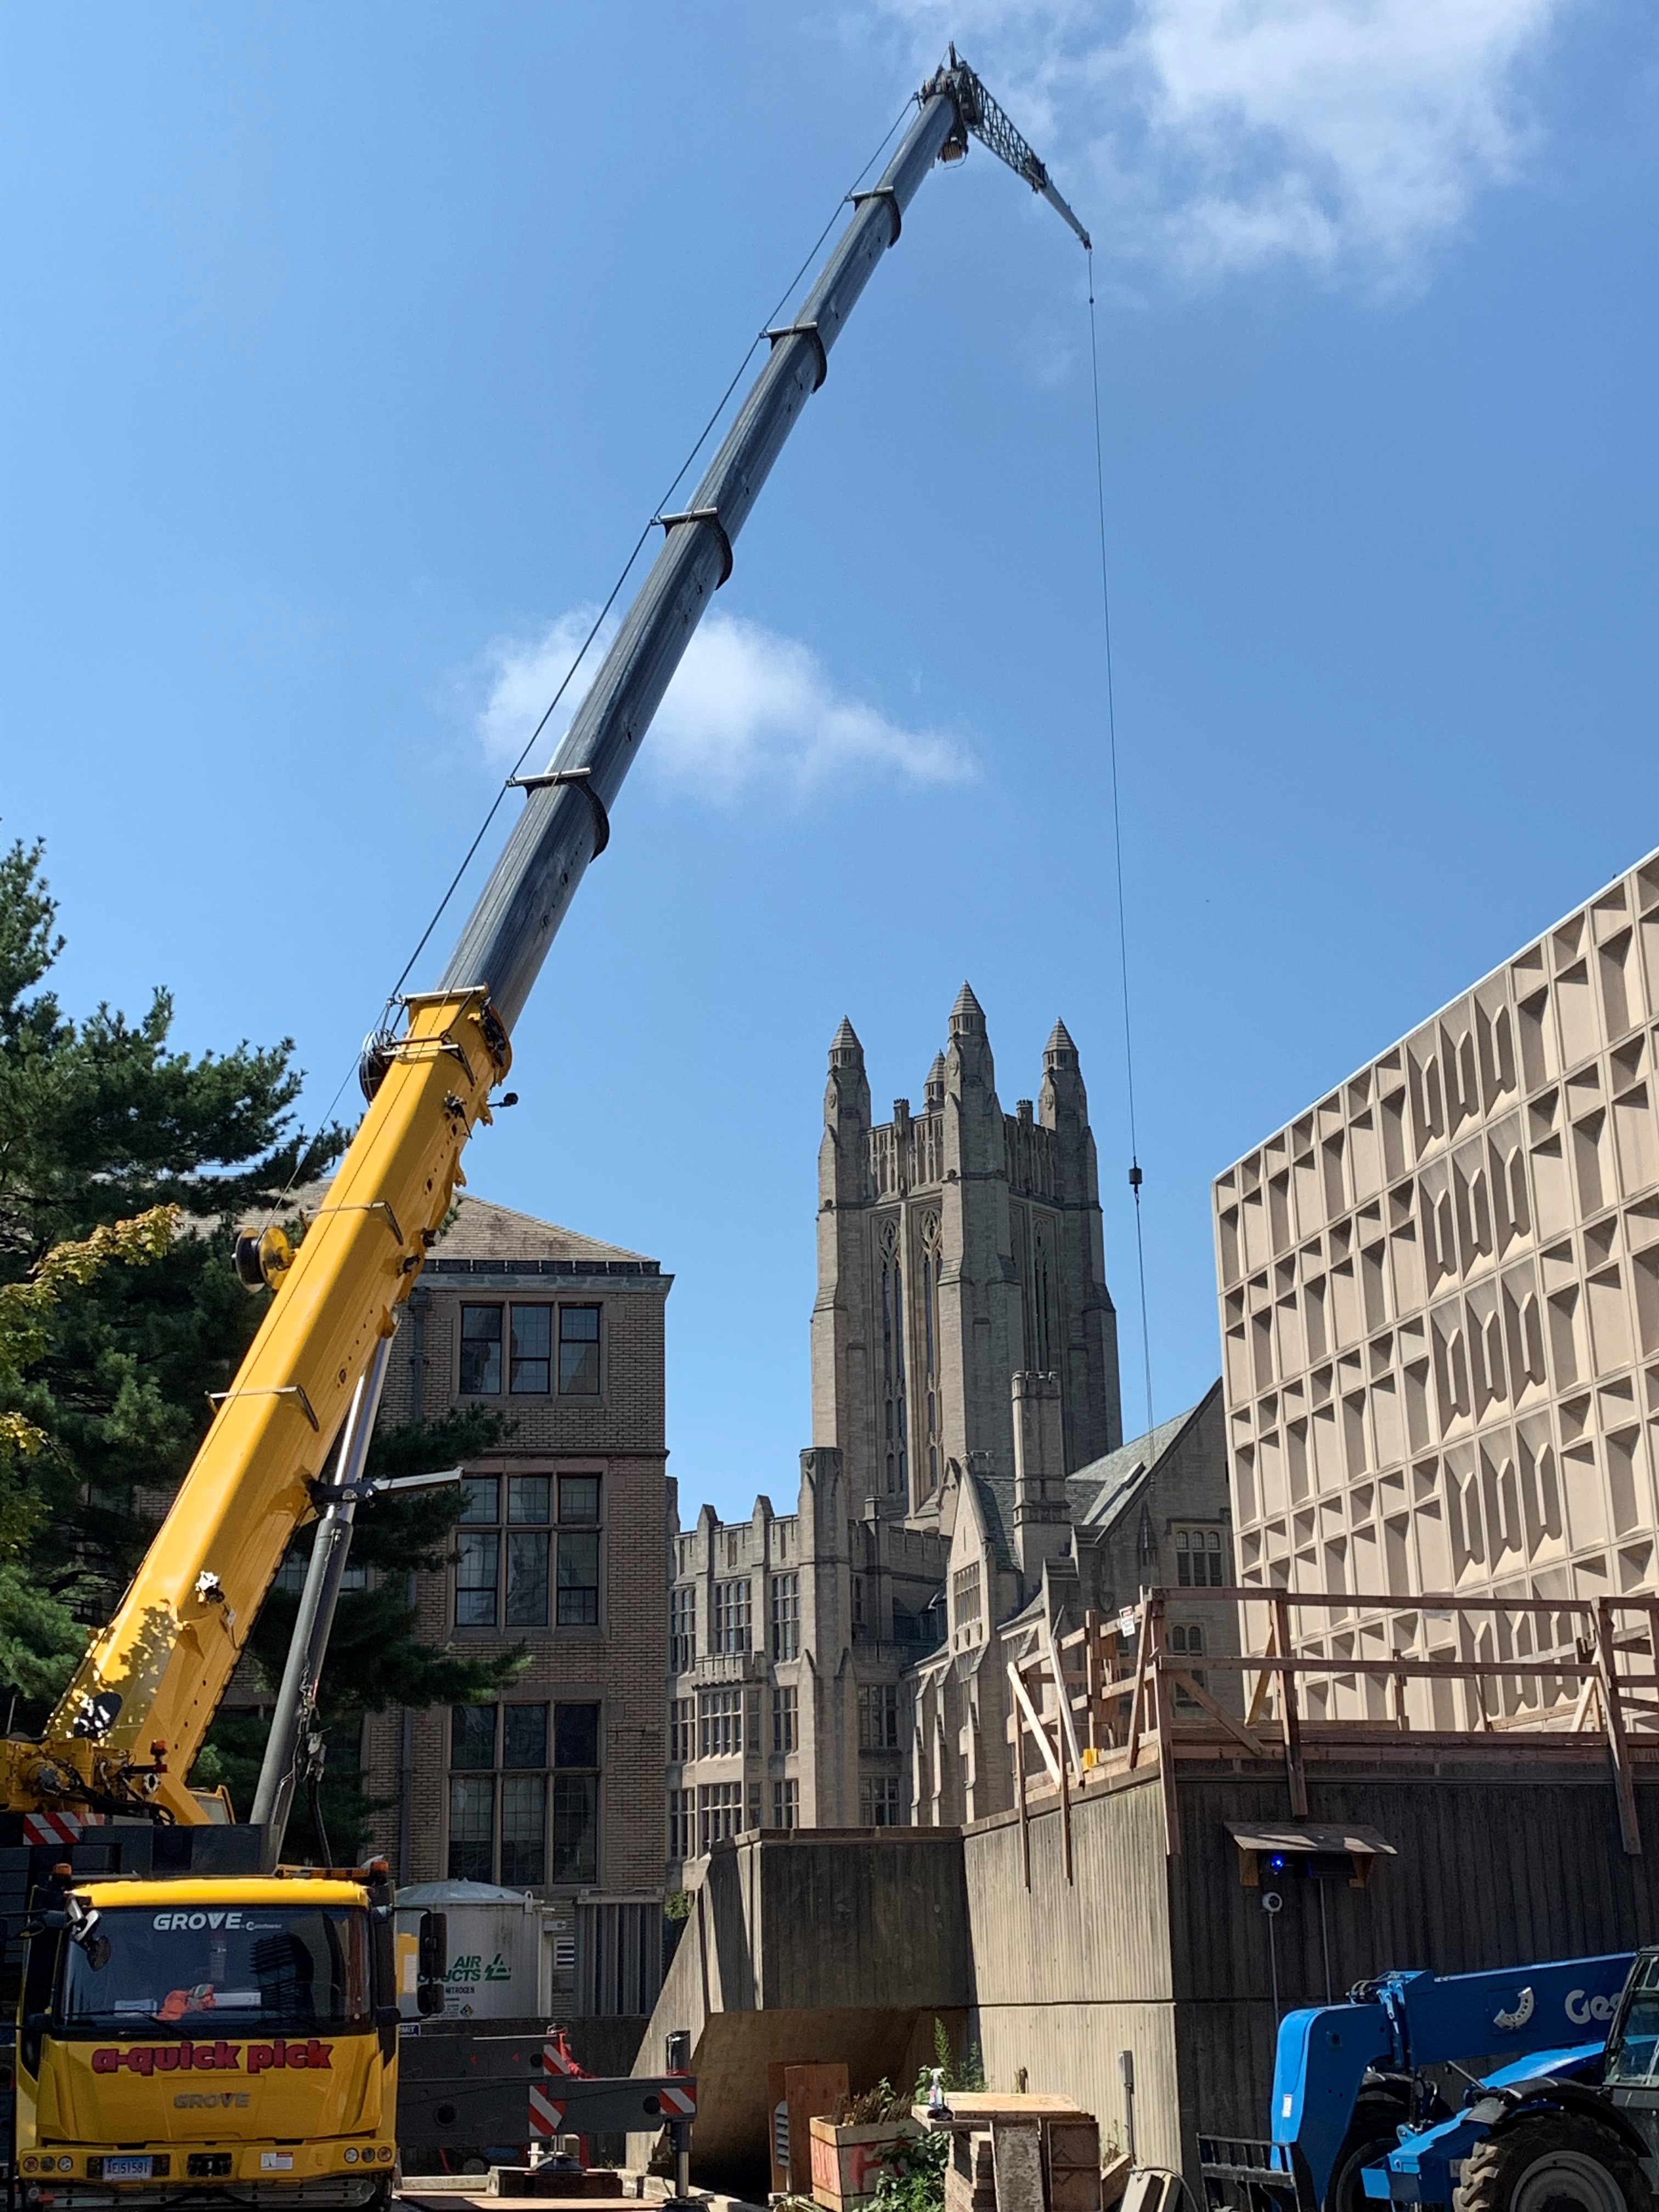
810, 984, 1122, 1518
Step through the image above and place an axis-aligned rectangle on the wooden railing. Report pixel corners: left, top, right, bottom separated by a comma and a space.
1005, 1587, 1659, 1872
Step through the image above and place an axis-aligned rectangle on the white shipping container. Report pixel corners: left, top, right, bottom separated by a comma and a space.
394, 1879, 541, 2020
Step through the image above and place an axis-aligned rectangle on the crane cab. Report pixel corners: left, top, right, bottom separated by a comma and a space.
11, 1862, 403, 2210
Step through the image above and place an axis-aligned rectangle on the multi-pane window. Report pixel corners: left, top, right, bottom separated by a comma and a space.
459, 1303, 603, 1398
556, 1477, 601, 1626
952, 1562, 982, 1624
1170, 1622, 1207, 1708
460, 1305, 504, 1396
453, 1473, 601, 1630
669, 1587, 696, 1672
860, 1776, 903, 1827
669, 1699, 695, 1763
668, 1788, 695, 1862
772, 1684, 798, 1754
698, 1688, 742, 1757
551, 1703, 601, 1883
770, 1573, 800, 1660
275, 1542, 365, 1597
772, 1778, 799, 1830
858, 1684, 900, 1751
698, 1781, 742, 1853
558, 1306, 602, 1396
1175, 1527, 1226, 1587
510, 1306, 552, 1393
447, 1700, 600, 1886
712, 1579, 751, 1655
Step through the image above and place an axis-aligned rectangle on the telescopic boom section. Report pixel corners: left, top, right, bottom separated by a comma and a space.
8, 57, 1084, 1824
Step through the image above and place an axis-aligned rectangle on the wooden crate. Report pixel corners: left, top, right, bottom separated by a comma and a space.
809, 2118, 919, 2212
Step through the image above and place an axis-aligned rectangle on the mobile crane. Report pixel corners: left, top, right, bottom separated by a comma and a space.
1, 48, 1091, 2210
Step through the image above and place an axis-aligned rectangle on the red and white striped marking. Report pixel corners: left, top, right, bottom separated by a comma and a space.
543, 2035, 583, 2078
658, 2083, 696, 2120
528, 2081, 566, 2138
23, 1812, 91, 1847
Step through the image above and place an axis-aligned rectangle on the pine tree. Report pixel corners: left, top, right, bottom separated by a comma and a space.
0, 836, 527, 1844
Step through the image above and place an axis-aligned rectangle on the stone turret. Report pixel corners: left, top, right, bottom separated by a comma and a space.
812, 986, 1121, 1523
811, 1019, 873, 1475
1038, 1016, 1122, 1465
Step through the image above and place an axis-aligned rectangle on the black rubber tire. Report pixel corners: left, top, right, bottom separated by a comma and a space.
1454, 2114, 1654, 2212
1327, 2096, 1410, 2212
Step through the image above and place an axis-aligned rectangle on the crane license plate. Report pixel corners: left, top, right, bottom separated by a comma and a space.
104, 2157, 154, 2181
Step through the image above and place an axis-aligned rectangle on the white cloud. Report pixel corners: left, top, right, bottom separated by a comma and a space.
477, 607, 977, 806
865, 0, 1571, 285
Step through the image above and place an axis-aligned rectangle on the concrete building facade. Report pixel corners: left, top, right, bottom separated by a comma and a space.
1212, 844, 1659, 1719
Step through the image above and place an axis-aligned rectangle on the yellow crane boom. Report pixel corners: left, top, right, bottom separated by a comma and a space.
3, 48, 1089, 1826
3, 991, 503, 1822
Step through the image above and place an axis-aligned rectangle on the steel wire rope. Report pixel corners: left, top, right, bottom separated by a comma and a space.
1086, 246, 1155, 1442
257, 99, 917, 1229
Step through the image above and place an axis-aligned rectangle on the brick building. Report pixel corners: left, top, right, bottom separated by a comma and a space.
356, 1192, 672, 2015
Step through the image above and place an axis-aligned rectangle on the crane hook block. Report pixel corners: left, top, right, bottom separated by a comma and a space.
234, 1223, 295, 1294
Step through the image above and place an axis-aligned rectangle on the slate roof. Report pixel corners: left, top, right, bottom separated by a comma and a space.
432, 1193, 650, 1266
240, 1183, 651, 1266
1066, 1384, 1220, 1537
972, 1471, 1017, 1571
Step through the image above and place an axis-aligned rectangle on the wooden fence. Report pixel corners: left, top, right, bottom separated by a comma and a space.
1005, 1587, 1659, 1872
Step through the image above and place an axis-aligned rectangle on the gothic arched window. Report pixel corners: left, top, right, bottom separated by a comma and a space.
879, 1218, 907, 1500
1033, 1222, 1054, 1373
921, 1212, 941, 1497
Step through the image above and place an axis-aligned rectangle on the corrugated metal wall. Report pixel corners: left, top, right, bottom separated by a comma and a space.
964, 1765, 1659, 2186
576, 1899, 666, 2018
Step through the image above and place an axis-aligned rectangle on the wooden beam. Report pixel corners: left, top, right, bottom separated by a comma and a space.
1122, 1585, 1604, 1618
1125, 1594, 1152, 1773
1597, 1598, 1643, 1857
1083, 1608, 1103, 1759
1271, 1593, 1308, 1820
1165, 1654, 1601, 1681
1168, 1668, 1272, 1759
1149, 1596, 1181, 1855
1007, 1661, 1063, 1788
1048, 1619, 1085, 1782
1246, 1606, 1278, 1730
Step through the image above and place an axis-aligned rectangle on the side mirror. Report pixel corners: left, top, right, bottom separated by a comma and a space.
417, 1911, 447, 2018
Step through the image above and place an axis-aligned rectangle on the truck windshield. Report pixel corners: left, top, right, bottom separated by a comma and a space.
55, 1906, 370, 2038
1606, 1955, 1659, 2083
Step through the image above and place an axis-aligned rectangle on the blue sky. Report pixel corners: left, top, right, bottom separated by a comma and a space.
3, 2, 1656, 1523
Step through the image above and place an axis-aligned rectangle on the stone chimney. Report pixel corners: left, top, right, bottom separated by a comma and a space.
1012, 1370, 1071, 1581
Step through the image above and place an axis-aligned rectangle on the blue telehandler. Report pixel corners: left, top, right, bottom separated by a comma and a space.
1207, 1947, 1659, 2212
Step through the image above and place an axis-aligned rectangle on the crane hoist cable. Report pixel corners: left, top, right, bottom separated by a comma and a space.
1085, 246, 1155, 1443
